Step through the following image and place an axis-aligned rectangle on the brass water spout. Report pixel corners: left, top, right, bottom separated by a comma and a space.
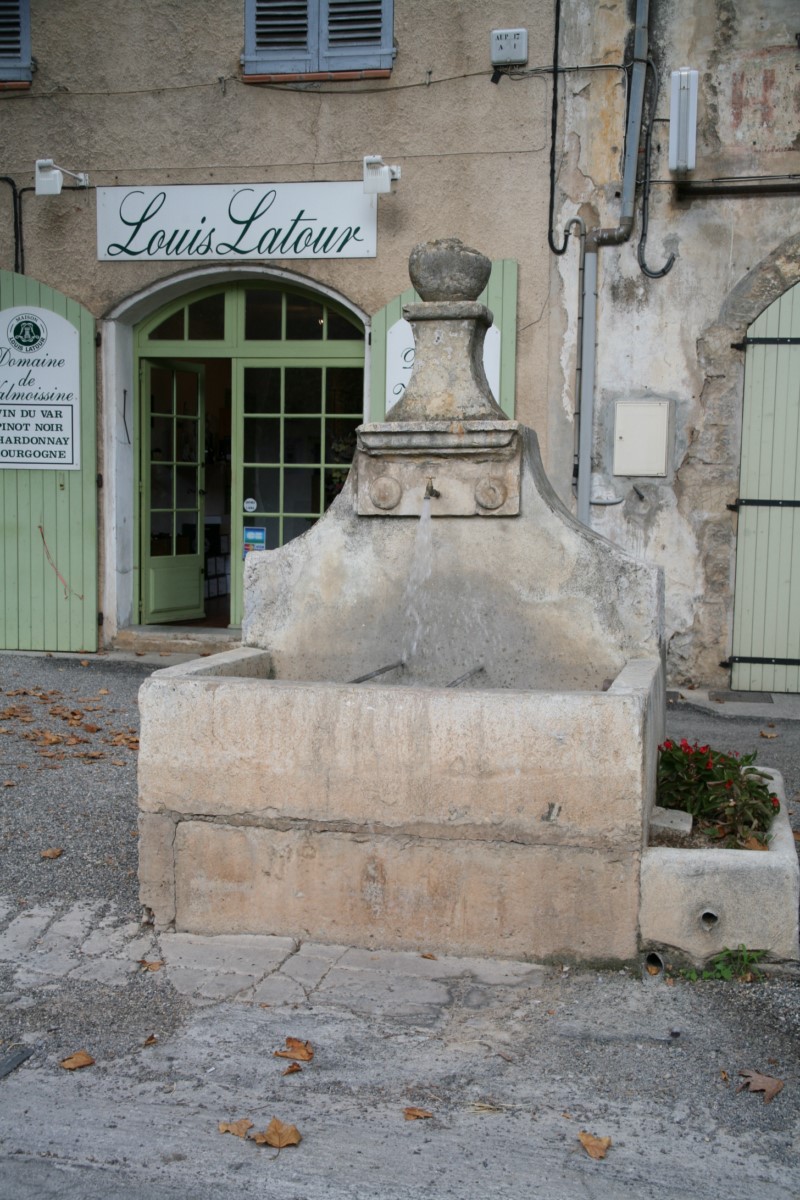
424, 478, 441, 499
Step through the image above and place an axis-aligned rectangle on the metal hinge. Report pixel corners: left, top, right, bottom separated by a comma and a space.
95, 330, 102, 347
96, 473, 103, 489
728, 655, 800, 667
727, 498, 800, 512
732, 336, 800, 350
97, 611, 104, 627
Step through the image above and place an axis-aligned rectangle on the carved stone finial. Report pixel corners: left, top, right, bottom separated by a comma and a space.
408, 238, 492, 302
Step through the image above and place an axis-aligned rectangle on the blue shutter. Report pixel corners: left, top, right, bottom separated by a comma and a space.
243, 0, 393, 75
242, 0, 315, 74
0, 0, 31, 82
320, 0, 395, 71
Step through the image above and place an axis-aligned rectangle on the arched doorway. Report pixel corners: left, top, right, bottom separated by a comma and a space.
135, 280, 365, 627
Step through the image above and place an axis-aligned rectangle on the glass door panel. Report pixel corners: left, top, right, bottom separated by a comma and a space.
142, 361, 205, 622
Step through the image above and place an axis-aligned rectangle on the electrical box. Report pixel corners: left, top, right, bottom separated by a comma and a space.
613, 400, 670, 476
669, 68, 698, 173
490, 29, 528, 67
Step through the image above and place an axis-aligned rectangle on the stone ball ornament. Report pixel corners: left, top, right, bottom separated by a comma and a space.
408, 238, 492, 303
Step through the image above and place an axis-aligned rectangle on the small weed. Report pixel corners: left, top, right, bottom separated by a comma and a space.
681, 944, 767, 983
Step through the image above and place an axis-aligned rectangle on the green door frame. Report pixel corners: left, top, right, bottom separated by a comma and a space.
134, 282, 365, 627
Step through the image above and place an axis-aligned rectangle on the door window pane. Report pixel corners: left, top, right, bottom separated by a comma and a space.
188, 293, 225, 340
244, 417, 280, 463
285, 367, 322, 414
150, 309, 184, 341
283, 516, 317, 541
150, 368, 173, 414
283, 467, 320, 513
325, 418, 359, 464
176, 465, 197, 508
176, 520, 197, 555
245, 290, 282, 340
326, 368, 363, 415
150, 512, 173, 555
244, 367, 281, 414
243, 467, 280, 511
151, 465, 173, 507
327, 308, 361, 340
150, 417, 172, 460
244, 517, 280, 551
284, 418, 322, 464
176, 372, 199, 415
286, 294, 323, 340
325, 467, 349, 505
175, 419, 198, 462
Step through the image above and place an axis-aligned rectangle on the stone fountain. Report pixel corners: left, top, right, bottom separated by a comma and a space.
138, 239, 798, 966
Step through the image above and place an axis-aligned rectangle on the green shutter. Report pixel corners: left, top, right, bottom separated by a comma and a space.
0, 271, 97, 651
369, 259, 518, 421
731, 281, 800, 692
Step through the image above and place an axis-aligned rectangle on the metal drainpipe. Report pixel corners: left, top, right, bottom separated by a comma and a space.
576, 0, 650, 526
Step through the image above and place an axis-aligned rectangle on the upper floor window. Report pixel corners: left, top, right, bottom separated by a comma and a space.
242, 0, 394, 78
0, 0, 31, 83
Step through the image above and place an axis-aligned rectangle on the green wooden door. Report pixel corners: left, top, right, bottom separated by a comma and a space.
731, 282, 800, 692
141, 361, 205, 623
0, 271, 97, 651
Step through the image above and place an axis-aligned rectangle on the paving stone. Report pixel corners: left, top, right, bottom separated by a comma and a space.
251, 973, 308, 1006
159, 932, 295, 975
167, 967, 257, 1000
335, 945, 542, 986
315, 966, 451, 1014
69, 957, 138, 986
36, 902, 102, 953
80, 925, 129, 957
279, 952, 342, 989
0, 905, 55, 961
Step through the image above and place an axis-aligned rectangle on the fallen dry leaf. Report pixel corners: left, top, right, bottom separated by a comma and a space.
3, 781, 15, 788
737, 1070, 784, 1104
250, 1117, 302, 1148
403, 1107, 433, 1121
40, 848, 63, 859
760, 730, 779, 740
79, 660, 90, 667
138, 959, 164, 972
143, 1034, 158, 1047
98, 689, 109, 695
219, 1118, 254, 1138
282, 1062, 302, 1076
60, 1050, 95, 1070
742, 836, 769, 851
562, 1111, 572, 1119
420, 952, 437, 960
274, 1037, 313, 1063
578, 1130, 612, 1159
720, 1070, 729, 1084
645, 962, 661, 976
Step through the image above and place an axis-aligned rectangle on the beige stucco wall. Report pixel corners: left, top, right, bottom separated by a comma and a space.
0, 0, 555, 434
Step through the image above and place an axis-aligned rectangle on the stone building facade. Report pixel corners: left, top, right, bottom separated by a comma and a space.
0, 0, 797, 687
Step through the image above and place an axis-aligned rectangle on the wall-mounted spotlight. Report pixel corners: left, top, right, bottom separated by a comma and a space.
363, 155, 401, 195
668, 69, 698, 174
35, 159, 89, 196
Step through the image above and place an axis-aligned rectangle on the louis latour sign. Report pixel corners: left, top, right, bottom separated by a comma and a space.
0, 308, 80, 469
97, 182, 377, 262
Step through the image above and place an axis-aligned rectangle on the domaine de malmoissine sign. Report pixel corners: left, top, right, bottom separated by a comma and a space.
0, 308, 80, 469
96, 182, 377, 261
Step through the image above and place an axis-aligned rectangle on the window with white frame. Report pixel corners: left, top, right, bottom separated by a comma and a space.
242, 0, 395, 77
0, 0, 31, 82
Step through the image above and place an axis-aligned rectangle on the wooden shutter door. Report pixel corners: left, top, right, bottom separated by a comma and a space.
0, 271, 98, 651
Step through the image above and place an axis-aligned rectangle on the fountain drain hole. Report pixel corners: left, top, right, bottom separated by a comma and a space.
700, 909, 719, 931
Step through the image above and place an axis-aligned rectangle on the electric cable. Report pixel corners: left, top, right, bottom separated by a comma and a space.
637, 58, 675, 279
547, 0, 570, 255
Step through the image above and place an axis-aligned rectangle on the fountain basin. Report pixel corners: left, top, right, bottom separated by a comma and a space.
139, 653, 663, 962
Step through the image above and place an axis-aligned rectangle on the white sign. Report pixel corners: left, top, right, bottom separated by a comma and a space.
0, 308, 80, 469
97, 183, 377, 262
385, 319, 501, 412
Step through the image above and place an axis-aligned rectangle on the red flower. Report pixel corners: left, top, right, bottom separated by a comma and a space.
662, 740, 673, 751
705, 759, 713, 770
771, 795, 780, 809
680, 739, 691, 752
725, 780, 733, 790
699, 745, 709, 754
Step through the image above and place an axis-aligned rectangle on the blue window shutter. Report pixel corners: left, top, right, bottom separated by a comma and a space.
0, 0, 31, 83
243, 0, 393, 75
320, 0, 395, 71
369, 261, 518, 421
242, 0, 316, 74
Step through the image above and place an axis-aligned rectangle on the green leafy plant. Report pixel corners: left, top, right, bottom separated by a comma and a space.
681, 944, 767, 983
657, 738, 779, 848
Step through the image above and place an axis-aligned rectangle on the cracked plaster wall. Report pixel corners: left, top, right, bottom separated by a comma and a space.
556, 0, 800, 684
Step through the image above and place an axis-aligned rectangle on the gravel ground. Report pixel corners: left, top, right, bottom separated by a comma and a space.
0, 654, 799, 1198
